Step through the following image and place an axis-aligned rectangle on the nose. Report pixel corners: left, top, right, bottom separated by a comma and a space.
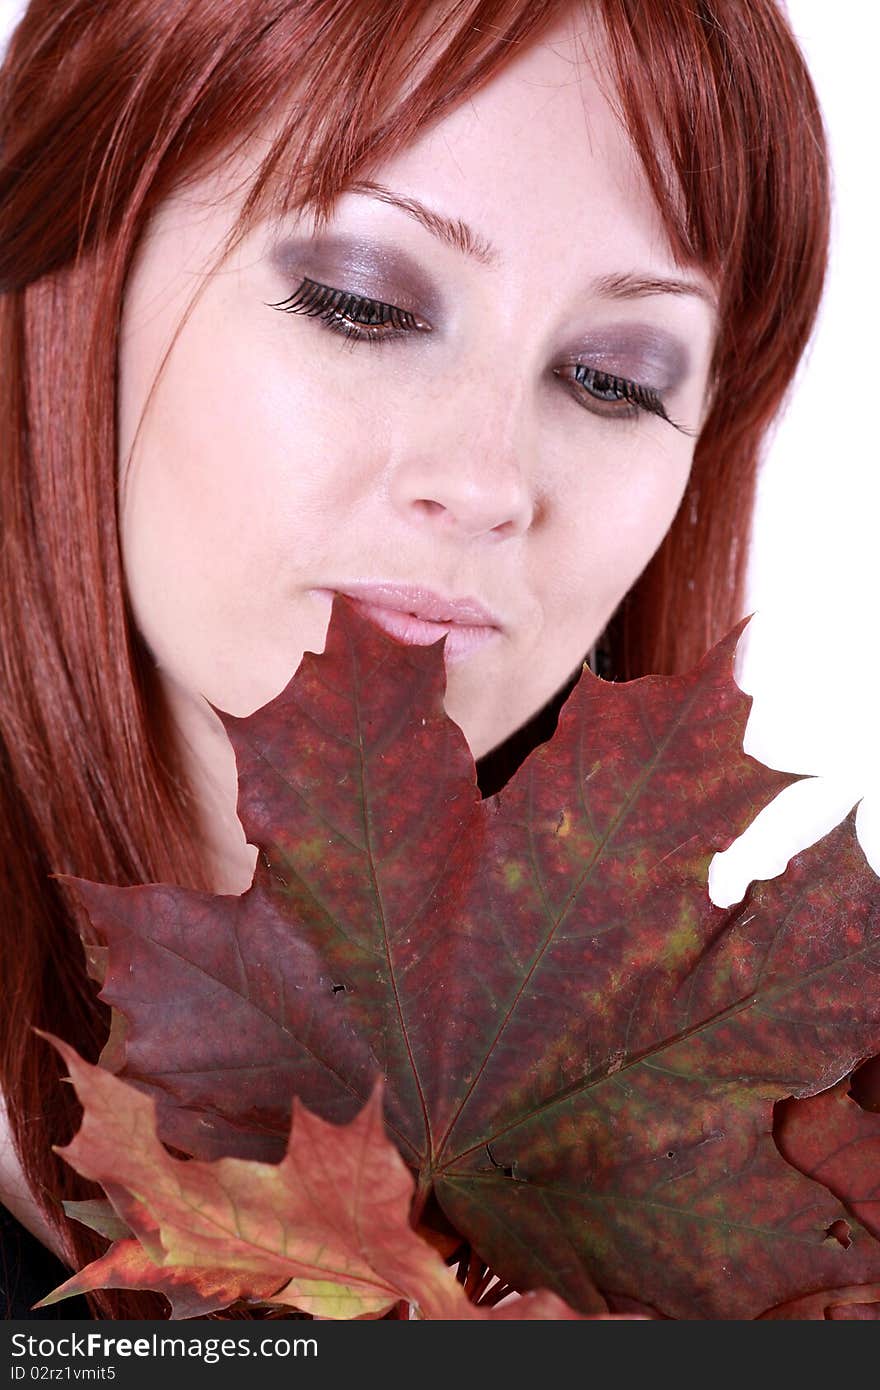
387, 377, 536, 541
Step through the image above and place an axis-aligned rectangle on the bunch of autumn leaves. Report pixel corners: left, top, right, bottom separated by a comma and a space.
37, 600, 880, 1320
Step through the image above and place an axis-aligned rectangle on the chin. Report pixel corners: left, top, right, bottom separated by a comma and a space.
443, 692, 513, 762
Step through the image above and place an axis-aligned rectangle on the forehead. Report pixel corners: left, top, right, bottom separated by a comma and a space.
134, 9, 706, 308
308, 12, 691, 290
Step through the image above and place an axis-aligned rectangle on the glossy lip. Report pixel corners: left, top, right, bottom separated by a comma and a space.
312, 583, 503, 663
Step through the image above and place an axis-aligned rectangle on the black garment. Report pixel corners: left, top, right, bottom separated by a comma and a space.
1, 1204, 91, 1319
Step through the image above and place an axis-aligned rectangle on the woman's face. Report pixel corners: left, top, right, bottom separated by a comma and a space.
118, 13, 715, 889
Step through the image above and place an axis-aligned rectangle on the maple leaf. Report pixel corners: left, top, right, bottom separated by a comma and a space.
775, 1077, 880, 1242
55, 598, 880, 1319
758, 1283, 880, 1320
37, 1037, 589, 1320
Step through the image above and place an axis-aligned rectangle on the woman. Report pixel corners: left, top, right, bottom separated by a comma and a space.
0, 0, 829, 1319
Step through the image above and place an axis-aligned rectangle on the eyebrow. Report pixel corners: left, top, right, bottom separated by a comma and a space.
590, 270, 717, 308
345, 179, 715, 307
347, 180, 498, 266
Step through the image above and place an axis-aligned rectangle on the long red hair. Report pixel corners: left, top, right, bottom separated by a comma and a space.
0, 0, 829, 1318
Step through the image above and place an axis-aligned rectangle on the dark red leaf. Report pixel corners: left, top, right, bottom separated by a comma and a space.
758, 1283, 880, 1319
56, 598, 880, 1318
776, 1078, 880, 1239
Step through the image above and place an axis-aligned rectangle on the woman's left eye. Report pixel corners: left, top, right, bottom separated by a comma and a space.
555, 363, 683, 430
267, 277, 429, 343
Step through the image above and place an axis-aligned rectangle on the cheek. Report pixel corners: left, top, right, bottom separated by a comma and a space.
117, 304, 366, 713
557, 435, 692, 600
456, 436, 693, 755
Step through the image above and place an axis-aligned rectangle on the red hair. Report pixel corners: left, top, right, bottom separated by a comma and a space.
0, 0, 829, 1318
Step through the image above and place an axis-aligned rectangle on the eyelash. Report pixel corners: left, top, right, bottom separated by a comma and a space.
268, 278, 424, 336
268, 277, 686, 432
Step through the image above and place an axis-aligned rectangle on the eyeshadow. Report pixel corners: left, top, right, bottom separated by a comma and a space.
564, 328, 691, 393
270, 234, 443, 321
269, 232, 694, 390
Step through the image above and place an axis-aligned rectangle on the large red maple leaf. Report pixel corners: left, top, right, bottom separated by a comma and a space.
55, 599, 880, 1318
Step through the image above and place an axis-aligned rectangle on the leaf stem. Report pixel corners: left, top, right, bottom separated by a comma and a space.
410, 1169, 434, 1225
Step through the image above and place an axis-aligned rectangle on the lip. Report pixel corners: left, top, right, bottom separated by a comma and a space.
312, 583, 502, 663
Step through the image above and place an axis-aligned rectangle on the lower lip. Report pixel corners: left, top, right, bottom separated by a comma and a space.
315, 592, 500, 663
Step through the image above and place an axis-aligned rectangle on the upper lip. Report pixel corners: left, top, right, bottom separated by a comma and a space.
326, 582, 502, 627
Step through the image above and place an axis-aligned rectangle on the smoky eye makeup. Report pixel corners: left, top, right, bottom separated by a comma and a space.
266, 230, 698, 428
268, 277, 431, 345
268, 233, 694, 373
551, 326, 695, 430
268, 233, 443, 324
560, 328, 692, 397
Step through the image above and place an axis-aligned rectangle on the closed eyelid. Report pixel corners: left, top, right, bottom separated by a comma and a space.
268, 277, 428, 334
563, 333, 691, 394
269, 235, 443, 321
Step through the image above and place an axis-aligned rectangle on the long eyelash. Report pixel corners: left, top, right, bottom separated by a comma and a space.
266, 277, 419, 338
573, 364, 693, 436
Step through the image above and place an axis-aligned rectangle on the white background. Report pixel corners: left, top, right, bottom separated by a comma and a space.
712, 1, 880, 902
1, 0, 876, 903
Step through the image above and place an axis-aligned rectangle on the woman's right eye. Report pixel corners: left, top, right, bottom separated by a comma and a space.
267, 276, 430, 345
